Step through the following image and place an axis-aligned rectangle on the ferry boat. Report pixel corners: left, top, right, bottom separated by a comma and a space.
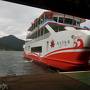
23, 11, 90, 71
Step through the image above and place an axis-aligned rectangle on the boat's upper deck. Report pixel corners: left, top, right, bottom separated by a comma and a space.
28, 11, 85, 31
26, 11, 87, 40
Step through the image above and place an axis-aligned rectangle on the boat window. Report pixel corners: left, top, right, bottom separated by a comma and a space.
43, 27, 49, 34
38, 30, 40, 37
49, 23, 65, 32
53, 17, 58, 22
73, 20, 76, 25
64, 18, 73, 24
32, 24, 34, 30
30, 33, 34, 39
38, 19, 41, 25
40, 18, 44, 23
58, 25, 65, 32
40, 28, 44, 36
34, 32, 37, 38
31, 46, 42, 53
58, 17, 63, 23
32, 33, 35, 39
45, 15, 48, 20
33, 24, 35, 29
34, 23, 36, 28
35, 22, 38, 27
76, 21, 80, 26
27, 27, 50, 40
37, 28, 45, 37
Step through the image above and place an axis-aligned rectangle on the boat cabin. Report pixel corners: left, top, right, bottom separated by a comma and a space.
26, 11, 85, 40
28, 11, 85, 31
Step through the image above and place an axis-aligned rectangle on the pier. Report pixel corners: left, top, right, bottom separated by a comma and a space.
0, 71, 90, 90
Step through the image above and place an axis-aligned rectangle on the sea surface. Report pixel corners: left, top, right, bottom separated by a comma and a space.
0, 51, 55, 76
0, 51, 90, 86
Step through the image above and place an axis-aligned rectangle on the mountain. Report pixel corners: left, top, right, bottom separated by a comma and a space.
0, 35, 25, 51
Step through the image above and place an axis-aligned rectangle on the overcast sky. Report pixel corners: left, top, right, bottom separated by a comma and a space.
0, 1, 90, 40
0, 1, 46, 40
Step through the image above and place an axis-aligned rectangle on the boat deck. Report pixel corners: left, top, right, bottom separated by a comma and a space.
0, 71, 90, 90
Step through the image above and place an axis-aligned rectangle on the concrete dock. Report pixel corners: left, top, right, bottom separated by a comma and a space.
0, 71, 90, 90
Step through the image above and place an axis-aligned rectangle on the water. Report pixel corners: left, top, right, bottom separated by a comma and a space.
0, 51, 90, 86
0, 51, 55, 76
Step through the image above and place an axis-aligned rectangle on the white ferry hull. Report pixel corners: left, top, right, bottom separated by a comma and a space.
23, 11, 90, 71
24, 30, 90, 71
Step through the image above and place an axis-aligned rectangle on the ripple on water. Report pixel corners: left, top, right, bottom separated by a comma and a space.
0, 51, 56, 76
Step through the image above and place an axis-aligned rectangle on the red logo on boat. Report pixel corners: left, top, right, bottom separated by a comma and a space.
71, 35, 83, 48
74, 38, 83, 48
50, 40, 55, 48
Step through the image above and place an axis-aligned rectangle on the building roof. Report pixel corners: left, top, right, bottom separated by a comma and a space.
4, 0, 90, 19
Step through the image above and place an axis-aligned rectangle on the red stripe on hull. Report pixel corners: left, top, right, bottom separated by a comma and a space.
45, 47, 90, 57
42, 52, 89, 71
24, 51, 90, 71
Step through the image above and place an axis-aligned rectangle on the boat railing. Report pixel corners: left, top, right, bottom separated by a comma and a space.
32, 19, 54, 31
39, 19, 55, 28
29, 33, 50, 43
